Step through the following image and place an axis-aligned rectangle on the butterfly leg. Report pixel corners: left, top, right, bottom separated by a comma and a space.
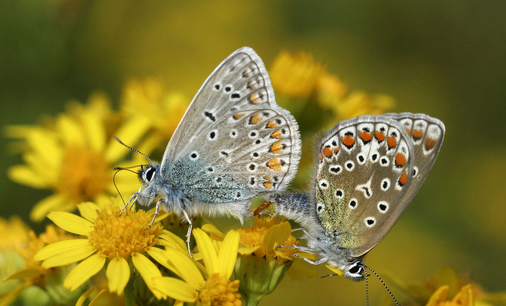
181, 209, 194, 259
120, 186, 143, 216
144, 198, 163, 230
276, 244, 317, 253
291, 254, 328, 266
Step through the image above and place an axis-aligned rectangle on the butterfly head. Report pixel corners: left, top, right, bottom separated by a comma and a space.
137, 163, 160, 186
326, 258, 366, 281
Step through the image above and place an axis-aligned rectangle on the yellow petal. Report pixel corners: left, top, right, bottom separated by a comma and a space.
238, 245, 260, 255
159, 230, 187, 253
56, 114, 85, 148
106, 257, 130, 294
88, 289, 107, 306
150, 247, 204, 291
29, 194, 69, 222
47, 211, 93, 235
0, 282, 33, 306
34, 239, 91, 261
426, 285, 450, 306
105, 116, 151, 163
64, 253, 106, 291
152, 277, 198, 302
264, 221, 291, 251
193, 228, 219, 275
81, 112, 106, 152
41, 244, 96, 269
4, 268, 40, 281
324, 264, 344, 277
77, 202, 101, 223
76, 288, 95, 306
7, 165, 48, 188
218, 230, 239, 279
131, 253, 164, 300
201, 224, 225, 239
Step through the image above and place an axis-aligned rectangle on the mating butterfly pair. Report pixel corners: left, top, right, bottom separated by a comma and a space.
122, 47, 445, 287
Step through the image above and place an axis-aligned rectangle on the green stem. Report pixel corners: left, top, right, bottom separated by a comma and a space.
124, 276, 135, 306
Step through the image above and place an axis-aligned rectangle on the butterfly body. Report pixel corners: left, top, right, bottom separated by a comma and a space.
124, 47, 301, 254
273, 113, 445, 280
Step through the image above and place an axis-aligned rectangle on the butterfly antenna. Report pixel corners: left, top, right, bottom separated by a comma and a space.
112, 168, 127, 205
114, 136, 153, 164
364, 264, 400, 306
365, 270, 370, 306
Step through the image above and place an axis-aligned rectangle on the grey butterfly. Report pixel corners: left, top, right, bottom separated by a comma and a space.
272, 113, 444, 282
122, 47, 301, 255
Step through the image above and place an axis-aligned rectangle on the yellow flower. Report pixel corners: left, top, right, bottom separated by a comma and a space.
33, 202, 180, 299
426, 284, 475, 306
5, 96, 150, 221
203, 216, 300, 305
120, 77, 189, 155
389, 268, 506, 306
270, 51, 325, 99
151, 228, 242, 306
2, 224, 78, 306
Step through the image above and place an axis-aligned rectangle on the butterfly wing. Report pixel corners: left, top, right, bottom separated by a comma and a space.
384, 113, 445, 201
159, 47, 301, 209
314, 115, 416, 257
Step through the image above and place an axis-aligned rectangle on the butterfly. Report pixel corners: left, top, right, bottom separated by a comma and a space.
121, 47, 301, 255
272, 113, 444, 283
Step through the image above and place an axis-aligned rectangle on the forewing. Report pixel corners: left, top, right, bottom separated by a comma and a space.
161, 47, 301, 204
313, 115, 415, 257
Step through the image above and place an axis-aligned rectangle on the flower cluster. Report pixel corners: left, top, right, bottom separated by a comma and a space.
3, 51, 502, 306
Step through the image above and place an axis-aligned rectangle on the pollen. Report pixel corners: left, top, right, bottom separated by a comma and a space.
58, 148, 110, 203
88, 207, 162, 259
198, 273, 242, 306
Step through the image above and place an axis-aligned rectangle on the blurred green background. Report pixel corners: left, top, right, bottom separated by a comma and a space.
1, 0, 505, 304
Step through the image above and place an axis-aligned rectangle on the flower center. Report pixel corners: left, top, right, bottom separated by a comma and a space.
88, 207, 162, 259
58, 147, 110, 203
198, 273, 242, 306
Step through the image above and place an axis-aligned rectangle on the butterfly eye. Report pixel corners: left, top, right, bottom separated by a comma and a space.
144, 167, 155, 182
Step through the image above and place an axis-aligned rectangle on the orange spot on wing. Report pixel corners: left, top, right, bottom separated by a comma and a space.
333, 148, 339, 155
405, 127, 411, 135
266, 120, 278, 129
270, 130, 283, 139
413, 129, 423, 140
249, 113, 262, 125
375, 131, 386, 142
264, 175, 271, 181
398, 170, 408, 186
395, 153, 407, 167
425, 138, 437, 150
319, 153, 323, 162
270, 141, 283, 154
263, 182, 273, 189
249, 93, 260, 104
233, 113, 246, 120
266, 158, 282, 171
359, 131, 373, 143
387, 136, 397, 149
323, 147, 332, 158
341, 135, 355, 148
